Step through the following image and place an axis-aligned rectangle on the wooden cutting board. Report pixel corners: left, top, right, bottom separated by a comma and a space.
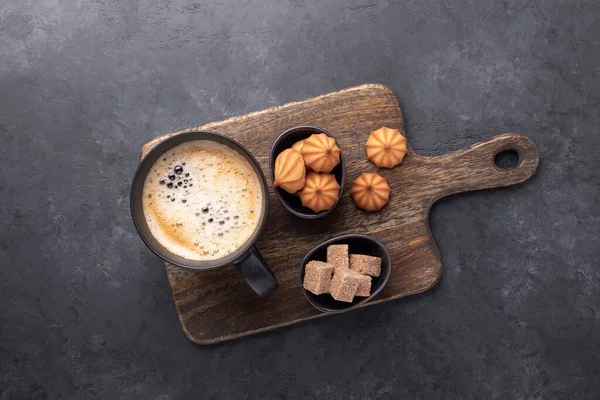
139, 83, 539, 344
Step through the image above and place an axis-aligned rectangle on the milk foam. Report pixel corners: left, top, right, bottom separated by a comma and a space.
142, 140, 263, 261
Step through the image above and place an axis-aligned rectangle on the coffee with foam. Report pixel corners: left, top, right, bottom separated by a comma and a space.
142, 140, 263, 261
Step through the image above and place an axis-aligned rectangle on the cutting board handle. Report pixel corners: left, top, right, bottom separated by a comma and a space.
428, 133, 539, 200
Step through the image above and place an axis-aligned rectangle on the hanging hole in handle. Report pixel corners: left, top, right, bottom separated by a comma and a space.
494, 149, 521, 169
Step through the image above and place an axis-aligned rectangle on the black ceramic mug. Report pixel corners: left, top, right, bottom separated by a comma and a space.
130, 131, 278, 297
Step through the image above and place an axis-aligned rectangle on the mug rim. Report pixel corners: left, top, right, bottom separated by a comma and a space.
130, 131, 269, 270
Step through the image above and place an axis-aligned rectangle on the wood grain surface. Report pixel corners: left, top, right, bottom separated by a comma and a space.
139, 83, 539, 344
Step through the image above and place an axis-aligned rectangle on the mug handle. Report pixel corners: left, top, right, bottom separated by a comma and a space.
234, 246, 279, 297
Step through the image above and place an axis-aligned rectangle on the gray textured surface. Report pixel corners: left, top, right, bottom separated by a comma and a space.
1, 0, 599, 398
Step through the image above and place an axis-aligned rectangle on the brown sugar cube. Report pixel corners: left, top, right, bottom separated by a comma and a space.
349, 254, 382, 277
303, 261, 334, 295
329, 268, 361, 302
353, 273, 372, 297
327, 244, 349, 271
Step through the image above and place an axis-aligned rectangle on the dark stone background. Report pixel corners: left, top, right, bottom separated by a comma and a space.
1, 1, 599, 398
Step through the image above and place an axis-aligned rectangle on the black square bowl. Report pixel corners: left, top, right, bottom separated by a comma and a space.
269, 126, 345, 219
299, 234, 392, 313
